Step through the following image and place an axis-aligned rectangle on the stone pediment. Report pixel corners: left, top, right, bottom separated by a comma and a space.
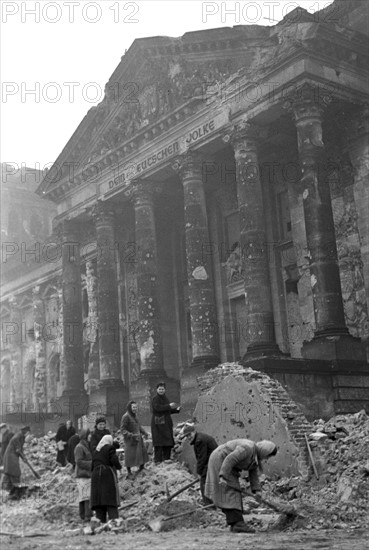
39, 28, 273, 199
39, 8, 368, 201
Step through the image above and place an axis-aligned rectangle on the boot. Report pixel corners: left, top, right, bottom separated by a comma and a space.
230, 521, 255, 533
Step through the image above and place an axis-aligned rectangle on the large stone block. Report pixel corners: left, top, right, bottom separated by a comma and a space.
192, 375, 302, 478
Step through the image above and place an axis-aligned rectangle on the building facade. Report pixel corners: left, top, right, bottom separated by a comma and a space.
1, 0, 368, 426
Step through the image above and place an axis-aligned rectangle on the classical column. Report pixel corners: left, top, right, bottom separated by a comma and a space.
8, 296, 23, 407
33, 285, 47, 410
91, 203, 128, 424
289, 86, 365, 360
84, 260, 100, 388
173, 151, 220, 368
59, 219, 87, 419
130, 180, 165, 375
225, 121, 282, 358
92, 203, 122, 381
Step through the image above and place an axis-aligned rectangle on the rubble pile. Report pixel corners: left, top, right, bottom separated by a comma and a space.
264, 409, 369, 530
1, 409, 368, 536
118, 460, 223, 531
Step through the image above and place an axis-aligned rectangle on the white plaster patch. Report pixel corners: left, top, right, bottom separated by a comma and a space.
140, 331, 155, 364
192, 266, 208, 280
311, 274, 317, 287
303, 189, 309, 199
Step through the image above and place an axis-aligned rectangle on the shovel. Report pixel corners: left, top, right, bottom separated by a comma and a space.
22, 457, 41, 479
232, 486, 298, 517
148, 503, 214, 532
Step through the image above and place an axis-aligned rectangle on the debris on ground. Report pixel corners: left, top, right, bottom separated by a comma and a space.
0, 410, 368, 536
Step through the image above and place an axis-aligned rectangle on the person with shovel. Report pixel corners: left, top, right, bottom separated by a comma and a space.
205, 439, 277, 533
1, 426, 31, 499
120, 400, 149, 479
182, 424, 218, 505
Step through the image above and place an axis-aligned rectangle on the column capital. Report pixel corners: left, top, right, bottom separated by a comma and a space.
223, 119, 264, 149
172, 150, 205, 180
283, 83, 330, 125
125, 179, 161, 206
91, 201, 115, 224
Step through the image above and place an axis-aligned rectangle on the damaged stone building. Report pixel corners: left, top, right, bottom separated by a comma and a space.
1, 0, 368, 428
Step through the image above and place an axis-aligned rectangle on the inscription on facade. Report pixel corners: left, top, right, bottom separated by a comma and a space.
102, 141, 180, 195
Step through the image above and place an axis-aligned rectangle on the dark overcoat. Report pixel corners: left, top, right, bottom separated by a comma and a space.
3, 432, 26, 481
191, 432, 218, 477
67, 434, 80, 466
0, 429, 14, 463
120, 412, 148, 468
89, 428, 111, 453
151, 394, 179, 447
90, 444, 122, 509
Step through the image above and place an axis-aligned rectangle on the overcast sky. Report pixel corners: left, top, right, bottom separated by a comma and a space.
1, 0, 334, 169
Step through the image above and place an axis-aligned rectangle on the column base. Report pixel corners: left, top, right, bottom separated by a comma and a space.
130, 372, 180, 425
302, 332, 367, 362
57, 390, 88, 426
242, 342, 287, 360
89, 379, 129, 429
191, 355, 220, 369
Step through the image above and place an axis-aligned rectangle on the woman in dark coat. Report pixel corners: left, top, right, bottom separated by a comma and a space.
89, 417, 111, 453
205, 439, 277, 533
2, 426, 30, 496
90, 434, 122, 523
120, 401, 149, 477
0, 423, 14, 466
151, 382, 181, 463
67, 433, 80, 468
74, 429, 92, 522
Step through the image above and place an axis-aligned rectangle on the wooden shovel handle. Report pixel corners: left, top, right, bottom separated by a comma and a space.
167, 479, 198, 501
161, 503, 214, 522
305, 434, 319, 480
23, 458, 41, 479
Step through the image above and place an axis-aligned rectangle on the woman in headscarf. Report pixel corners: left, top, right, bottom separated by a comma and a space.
74, 429, 92, 522
205, 439, 277, 533
90, 434, 122, 523
151, 382, 181, 463
2, 426, 31, 498
120, 401, 149, 478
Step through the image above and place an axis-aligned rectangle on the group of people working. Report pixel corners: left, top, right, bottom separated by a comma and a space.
0, 381, 277, 533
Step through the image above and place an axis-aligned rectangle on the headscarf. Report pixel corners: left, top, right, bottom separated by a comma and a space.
127, 400, 137, 417
256, 440, 277, 460
79, 429, 90, 441
96, 434, 113, 452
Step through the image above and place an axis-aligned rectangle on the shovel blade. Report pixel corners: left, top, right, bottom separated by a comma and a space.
148, 515, 166, 533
